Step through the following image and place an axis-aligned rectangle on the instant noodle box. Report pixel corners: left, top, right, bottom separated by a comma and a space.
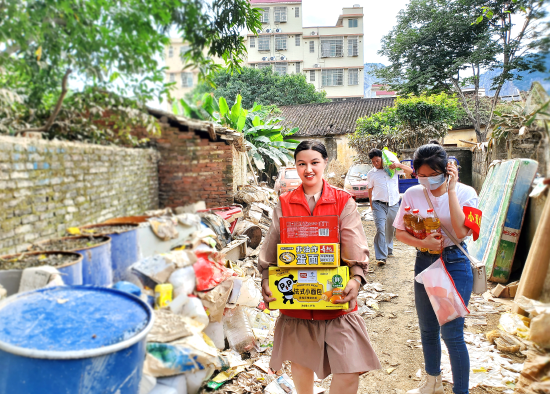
279, 216, 339, 244
268, 266, 349, 310
277, 243, 340, 268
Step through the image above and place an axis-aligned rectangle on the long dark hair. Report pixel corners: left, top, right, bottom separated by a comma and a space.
413, 143, 448, 174
294, 140, 328, 161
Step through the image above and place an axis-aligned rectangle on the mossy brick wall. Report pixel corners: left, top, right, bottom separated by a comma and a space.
157, 127, 235, 209
0, 136, 160, 255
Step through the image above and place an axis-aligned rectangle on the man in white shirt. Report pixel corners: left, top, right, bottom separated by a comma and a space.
366, 149, 413, 264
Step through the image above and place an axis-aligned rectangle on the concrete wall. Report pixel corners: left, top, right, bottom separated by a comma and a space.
0, 136, 159, 255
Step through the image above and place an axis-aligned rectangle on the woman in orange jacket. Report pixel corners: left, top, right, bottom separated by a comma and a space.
259, 140, 380, 394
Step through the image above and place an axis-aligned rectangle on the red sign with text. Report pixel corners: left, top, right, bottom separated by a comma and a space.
463, 206, 482, 241
280, 216, 339, 244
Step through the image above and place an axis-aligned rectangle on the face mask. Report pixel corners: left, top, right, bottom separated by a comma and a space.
418, 174, 446, 190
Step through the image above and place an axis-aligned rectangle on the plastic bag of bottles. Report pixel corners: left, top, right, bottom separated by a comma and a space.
415, 257, 469, 325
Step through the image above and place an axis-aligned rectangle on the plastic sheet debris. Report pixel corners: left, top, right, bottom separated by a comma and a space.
204, 322, 225, 350
415, 257, 469, 326
193, 251, 235, 291
236, 277, 262, 308
199, 213, 232, 250
157, 374, 187, 393
499, 313, 530, 338
169, 266, 196, 298
133, 251, 197, 288
196, 279, 234, 323
148, 217, 179, 241
441, 332, 524, 389
144, 334, 220, 377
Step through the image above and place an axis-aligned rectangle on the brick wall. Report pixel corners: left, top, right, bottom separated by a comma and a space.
0, 136, 160, 255
156, 127, 235, 208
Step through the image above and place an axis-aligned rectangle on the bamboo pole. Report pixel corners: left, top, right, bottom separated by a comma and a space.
513, 191, 550, 315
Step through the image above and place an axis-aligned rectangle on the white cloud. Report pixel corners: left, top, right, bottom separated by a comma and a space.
301, 0, 409, 64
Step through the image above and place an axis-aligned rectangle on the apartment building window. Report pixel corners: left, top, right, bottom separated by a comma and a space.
274, 7, 287, 22
258, 36, 270, 51
321, 37, 344, 58
296, 63, 300, 73
275, 36, 287, 50
310, 70, 315, 82
168, 46, 174, 58
348, 19, 358, 28
322, 69, 344, 86
295, 7, 300, 17
348, 69, 359, 85
295, 35, 300, 46
181, 72, 193, 88
250, 37, 256, 48
169, 73, 175, 82
309, 41, 315, 53
179, 45, 190, 57
347, 38, 358, 56
260, 8, 269, 23
258, 63, 272, 70
274, 63, 287, 75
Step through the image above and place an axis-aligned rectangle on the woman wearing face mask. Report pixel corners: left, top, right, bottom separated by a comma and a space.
258, 140, 381, 394
393, 143, 478, 394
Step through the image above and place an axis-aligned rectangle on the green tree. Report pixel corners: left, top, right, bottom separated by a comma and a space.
349, 93, 459, 160
375, 0, 548, 142
1, 0, 262, 107
189, 67, 330, 108
174, 93, 299, 174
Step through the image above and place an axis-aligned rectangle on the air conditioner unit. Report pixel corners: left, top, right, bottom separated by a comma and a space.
313, 64, 321, 68
262, 57, 268, 61
280, 55, 286, 60
265, 28, 272, 33
275, 28, 282, 33
269, 57, 276, 61
311, 31, 317, 35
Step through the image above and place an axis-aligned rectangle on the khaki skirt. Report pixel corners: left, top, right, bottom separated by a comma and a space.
270, 312, 381, 379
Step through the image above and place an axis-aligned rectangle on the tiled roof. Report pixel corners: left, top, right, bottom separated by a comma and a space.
279, 98, 395, 137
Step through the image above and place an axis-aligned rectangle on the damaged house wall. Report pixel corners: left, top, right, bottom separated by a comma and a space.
0, 135, 160, 255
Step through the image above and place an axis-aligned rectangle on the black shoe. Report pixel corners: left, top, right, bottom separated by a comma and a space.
376, 259, 386, 266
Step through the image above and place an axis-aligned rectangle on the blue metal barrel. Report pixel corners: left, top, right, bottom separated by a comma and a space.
30, 236, 113, 287
0, 286, 154, 393
0, 251, 83, 288
80, 224, 140, 284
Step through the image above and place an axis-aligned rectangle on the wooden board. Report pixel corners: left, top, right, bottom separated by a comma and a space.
467, 160, 520, 280
490, 159, 538, 282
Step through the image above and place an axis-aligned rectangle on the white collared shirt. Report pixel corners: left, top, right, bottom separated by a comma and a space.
366, 168, 401, 206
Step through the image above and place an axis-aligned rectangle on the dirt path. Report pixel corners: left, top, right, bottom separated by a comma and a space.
319, 205, 500, 394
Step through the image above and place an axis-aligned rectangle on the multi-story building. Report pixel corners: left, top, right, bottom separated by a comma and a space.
245, 0, 364, 100
164, 1, 364, 102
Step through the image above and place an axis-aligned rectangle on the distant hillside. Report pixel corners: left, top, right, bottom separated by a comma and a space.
478, 54, 550, 96
364, 55, 549, 97
364, 63, 386, 98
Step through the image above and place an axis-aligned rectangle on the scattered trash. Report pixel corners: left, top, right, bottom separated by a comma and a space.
515, 351, 550, 394
499, 313, 530, 338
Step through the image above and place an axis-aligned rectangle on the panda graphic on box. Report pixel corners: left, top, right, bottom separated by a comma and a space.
275, 274, 298, 304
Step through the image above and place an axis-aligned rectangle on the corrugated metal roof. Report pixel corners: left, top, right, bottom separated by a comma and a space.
279, 98, 395, 137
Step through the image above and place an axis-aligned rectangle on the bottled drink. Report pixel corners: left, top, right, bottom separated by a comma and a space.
424, 208, 442, 255
223, 306, 256, 353
403, 206, 415, 235
411, 209, 428, 252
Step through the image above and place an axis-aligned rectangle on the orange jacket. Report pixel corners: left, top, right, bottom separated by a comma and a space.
279, 179, 358, 320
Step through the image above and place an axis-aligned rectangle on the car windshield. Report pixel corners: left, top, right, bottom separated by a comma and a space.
285, 170, 300, 179
349, 164, 371, 177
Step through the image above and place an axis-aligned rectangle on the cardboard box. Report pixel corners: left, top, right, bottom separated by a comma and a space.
277, 243, 340, 267
280, 216, 339, 244
268, 266, 349, 310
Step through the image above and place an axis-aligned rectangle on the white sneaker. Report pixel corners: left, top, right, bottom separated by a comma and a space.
406, 374, 444, 394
